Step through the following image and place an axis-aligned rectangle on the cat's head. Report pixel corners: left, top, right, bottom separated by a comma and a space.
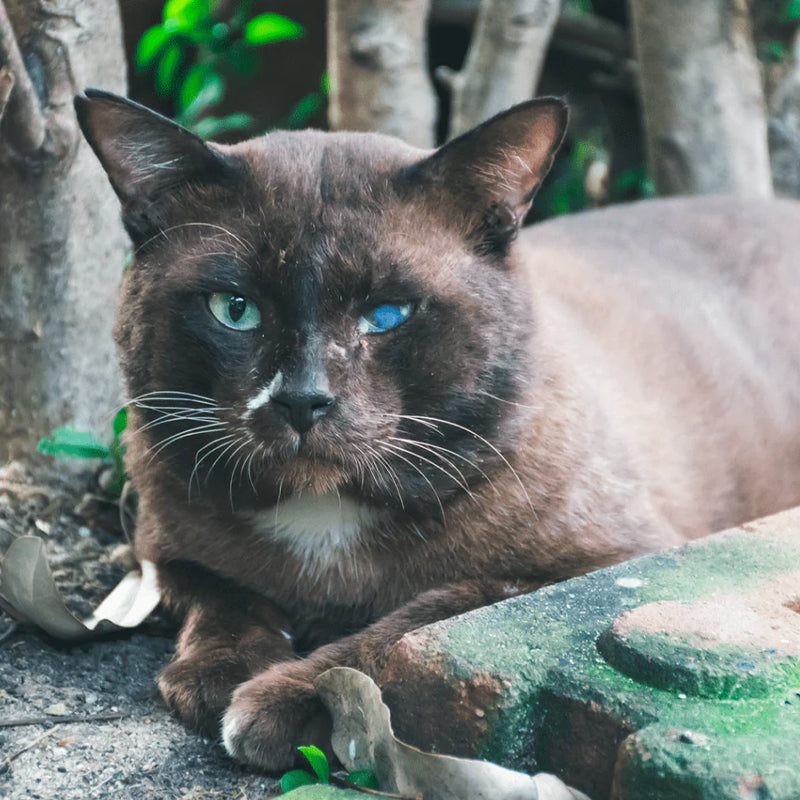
75, 90, 566, 516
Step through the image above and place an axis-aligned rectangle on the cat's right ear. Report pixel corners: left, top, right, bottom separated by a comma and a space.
405, 98, 568, 257
74, 89, 234, 243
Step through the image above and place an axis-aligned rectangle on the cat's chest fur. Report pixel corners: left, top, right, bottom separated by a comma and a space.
243, 492, 379, 571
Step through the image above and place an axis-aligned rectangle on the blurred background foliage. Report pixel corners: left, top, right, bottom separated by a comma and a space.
121, 0, 800, 218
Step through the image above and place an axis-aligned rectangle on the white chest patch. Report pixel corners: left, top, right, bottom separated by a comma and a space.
246, 492, 377, 570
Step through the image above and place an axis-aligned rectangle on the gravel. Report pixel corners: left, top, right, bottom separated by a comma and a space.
0, 462, 281, 800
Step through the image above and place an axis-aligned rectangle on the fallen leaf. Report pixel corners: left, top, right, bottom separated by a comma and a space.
315, 667, 592, 800
0, 536, 160, 640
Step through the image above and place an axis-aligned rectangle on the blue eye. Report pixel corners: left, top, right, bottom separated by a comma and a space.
208, 292, 261, 331
358, 303, 414, 334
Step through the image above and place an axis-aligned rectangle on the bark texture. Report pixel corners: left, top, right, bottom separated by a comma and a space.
629, 0, 772, 197
443, 0, 560, 138
0, 0, 128, 462
327, 0, 436, 148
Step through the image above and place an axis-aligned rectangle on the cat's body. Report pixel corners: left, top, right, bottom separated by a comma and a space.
75, 90, 800, 771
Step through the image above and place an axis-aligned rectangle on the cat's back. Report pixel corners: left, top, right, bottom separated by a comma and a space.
517, 195, 800, 370
515, 195, 800, 534
519, 194, 799, 299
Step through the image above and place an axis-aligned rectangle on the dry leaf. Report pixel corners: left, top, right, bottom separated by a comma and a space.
315, 667, 592, 800
0, 536, 159, 640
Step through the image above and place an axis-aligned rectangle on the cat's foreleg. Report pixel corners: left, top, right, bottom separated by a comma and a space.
221, 577, 540, 771
155, 562, 295, 737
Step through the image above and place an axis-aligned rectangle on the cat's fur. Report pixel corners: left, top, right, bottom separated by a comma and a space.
75, 89, 800, 771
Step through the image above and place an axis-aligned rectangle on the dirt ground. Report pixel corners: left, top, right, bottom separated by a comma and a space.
0, 461, 281, 800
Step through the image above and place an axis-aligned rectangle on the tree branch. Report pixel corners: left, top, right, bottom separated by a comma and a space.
440, 0, 560, 138
0, 0, 46, 153
0, 64, 13, 123
327, 0, 436, 147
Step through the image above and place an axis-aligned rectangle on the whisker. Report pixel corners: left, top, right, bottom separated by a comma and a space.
382, 441, 473, 498
128, 389, 220, 406
389, 413, 534, 513
362, 443, 405, 509
148, 422, 226, 460
476, 389, 542, 411
189, 433, 237, 494
378, 443, 445, 524
133, 222, 257, 257
390, 436, 500, 497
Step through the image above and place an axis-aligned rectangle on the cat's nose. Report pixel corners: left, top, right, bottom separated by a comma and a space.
271, 389, 336, 434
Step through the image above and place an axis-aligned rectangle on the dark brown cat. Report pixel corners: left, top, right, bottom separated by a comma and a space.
75, 89, 800, 772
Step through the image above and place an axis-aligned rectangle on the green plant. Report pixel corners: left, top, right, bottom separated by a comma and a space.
784, 0, 800, 22
540, 136, 655, 218
136, 0, 307, 139
37, 408, 128, 497
280, 745, 379, 794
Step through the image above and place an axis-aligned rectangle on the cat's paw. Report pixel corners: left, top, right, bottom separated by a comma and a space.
221, 662, 332, 772
158, 652, 248, 737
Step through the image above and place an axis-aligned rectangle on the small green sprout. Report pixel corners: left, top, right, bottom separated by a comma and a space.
279, 745, 379, 794
37, 407, 128, 497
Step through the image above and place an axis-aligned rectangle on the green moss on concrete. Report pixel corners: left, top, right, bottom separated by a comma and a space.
617, 714, 800, 800
402, 521, 800, 796
598, 629, 800, 699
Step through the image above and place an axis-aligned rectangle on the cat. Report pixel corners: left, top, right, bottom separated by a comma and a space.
74, 88, 800, 772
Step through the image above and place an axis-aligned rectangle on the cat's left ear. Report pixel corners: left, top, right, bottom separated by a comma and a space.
413, 98, 568, 255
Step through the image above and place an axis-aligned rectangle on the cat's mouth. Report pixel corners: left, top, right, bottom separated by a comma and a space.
271, 454, 352, 497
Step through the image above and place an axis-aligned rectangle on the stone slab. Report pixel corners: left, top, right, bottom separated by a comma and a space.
283, 785, 371, 798
378, 507, 800, 800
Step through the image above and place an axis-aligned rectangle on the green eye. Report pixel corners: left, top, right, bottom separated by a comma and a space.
208, 292, 261, 331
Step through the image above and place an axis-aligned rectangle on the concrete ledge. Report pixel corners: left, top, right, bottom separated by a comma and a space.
378, 507, 800, 800
282, 786, 367, 798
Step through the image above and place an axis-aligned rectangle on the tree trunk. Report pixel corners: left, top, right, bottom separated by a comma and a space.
327, 0, 436, 148
628, 0, 772, 197
442, 0, 560, 139
0, 0, 128, 463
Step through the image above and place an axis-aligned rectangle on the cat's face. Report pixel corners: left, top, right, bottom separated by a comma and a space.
76, 91, 566, 516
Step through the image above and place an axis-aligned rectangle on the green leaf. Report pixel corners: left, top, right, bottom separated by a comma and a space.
298, 745, 329, 783
782, 0, 800, 21
759, 40, 789, 62
191, 113, 253, 140
286, 93, 321, 129
179, 62, 214, 110
155, 42, 184, 96
243, 13, 305, 45
136, 25, 170, 70
177, 72, 225, 125
37, 428, 111, 461
112, 407, 128, 440
280, 769, 317, 793
346, 770, 379, 789
320, 70, 330, 96
164, 0, 210, 26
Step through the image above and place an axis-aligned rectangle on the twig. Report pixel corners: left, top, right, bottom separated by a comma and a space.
0, 64, 13, 122
331, 774, 423, 799
0, 0, 46, 152
0, 711, 128, 728
0, 621, 19, 645
0, 725, 60, 774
